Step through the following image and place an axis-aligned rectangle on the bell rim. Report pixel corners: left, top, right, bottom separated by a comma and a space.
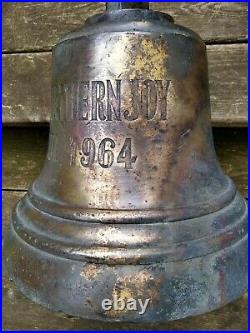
5, 225, 248, 322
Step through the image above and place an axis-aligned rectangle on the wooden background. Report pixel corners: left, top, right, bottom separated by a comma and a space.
2, 2, 248, 330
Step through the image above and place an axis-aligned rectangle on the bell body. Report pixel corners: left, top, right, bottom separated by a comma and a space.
5, 5, 247, 322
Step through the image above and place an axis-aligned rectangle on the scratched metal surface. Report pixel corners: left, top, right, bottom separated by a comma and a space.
2, 273, 248, 330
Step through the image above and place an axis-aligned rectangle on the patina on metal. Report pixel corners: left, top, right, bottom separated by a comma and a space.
5, 2, 247, 322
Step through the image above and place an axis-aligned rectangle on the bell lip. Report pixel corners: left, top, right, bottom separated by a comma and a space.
10, 191, 247, 265
5, 224, 248, 322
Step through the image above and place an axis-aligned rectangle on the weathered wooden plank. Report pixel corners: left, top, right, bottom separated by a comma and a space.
2, 44, 248, 126
2, 191, 24, 238
214, 129, 248, 198
208, 44, 247, 126
2, 128, 48, 191
2, 127, 248, 198
2, 191, 248, 330
3, 2, 247, 53
2, 52, 52, 124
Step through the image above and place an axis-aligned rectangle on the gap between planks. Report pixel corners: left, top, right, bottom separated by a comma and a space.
2, 39, 248, 55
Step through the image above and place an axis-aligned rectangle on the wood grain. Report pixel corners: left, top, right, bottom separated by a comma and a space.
214, 128, 248, 198
3, 2, 247, 53
2, 127, 48, 191
2, 44, 247, 126
2, 190, 248, 330
3, 52, 51, 124
208, 44, 247, 126
2, 127, 248, 198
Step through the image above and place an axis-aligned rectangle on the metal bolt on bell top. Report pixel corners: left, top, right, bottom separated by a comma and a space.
5, 2, 247, 322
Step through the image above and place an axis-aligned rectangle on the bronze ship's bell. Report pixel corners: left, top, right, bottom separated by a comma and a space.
5, 2, 247, 322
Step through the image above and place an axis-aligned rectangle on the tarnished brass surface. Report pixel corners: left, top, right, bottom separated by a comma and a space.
5, 2, 247, 322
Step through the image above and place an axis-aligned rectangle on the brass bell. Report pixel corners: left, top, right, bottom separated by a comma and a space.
5, 2, 247, 322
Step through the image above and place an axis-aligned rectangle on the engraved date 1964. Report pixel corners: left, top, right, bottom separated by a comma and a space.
80, 137, 137, 169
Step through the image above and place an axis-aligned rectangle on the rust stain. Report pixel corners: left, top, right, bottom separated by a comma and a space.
80, 263, 101, 280
107, 34, 168, 80
132, 37, 168, 79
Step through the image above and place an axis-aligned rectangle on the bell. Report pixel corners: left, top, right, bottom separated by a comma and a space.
5, 2, 247, 322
